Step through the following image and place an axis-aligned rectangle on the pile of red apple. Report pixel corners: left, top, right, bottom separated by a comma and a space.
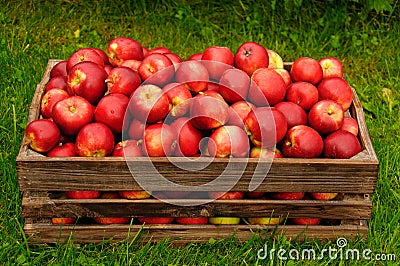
23, 37, 363, 226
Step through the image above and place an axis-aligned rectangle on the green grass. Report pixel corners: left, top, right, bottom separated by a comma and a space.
1, 0, 399, 265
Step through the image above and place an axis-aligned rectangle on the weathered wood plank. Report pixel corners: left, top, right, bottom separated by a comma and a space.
24, 223, 368, 244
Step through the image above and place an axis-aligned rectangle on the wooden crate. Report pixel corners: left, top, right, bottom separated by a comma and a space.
16, 60, 379, 245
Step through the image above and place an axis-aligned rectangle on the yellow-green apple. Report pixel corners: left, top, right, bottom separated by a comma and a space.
218, 68, 250, 103
25, 119, 60, 153
118, 190, 151, 199
209, 217, 240, 225
176, 217, 208, 224
234, 42, 269, 77
309, 192, 338, 200
269, 192, 305, 200
308, 100, 344, 134
317, 77, 353, 111
170, 117, 204, 157
176, 60, 209, 93
66, 48, 105, 72
272, 68, 291, 88
323, 130, 361, 159
41, 88, 70, 118
201, 46, 234, 80
247, 217, 283, 225
208, 125, 250, 158
51, 217, 76, 225
291, 217, 321, 225
45, 76, 68, 92
163, 83, 192, 118
120, 59, 142, 72
285, 82, 319, 111
282, 125, 323, 158
340, 117, 359, 136
267, 49, 284, 69
47, 142, 76, 157
112, 140, 142, 157
67, 61, 108, 105
107, 37, 144, 67
142, 123, 175, 157
106, 66, 141, 97
227, 101, 255, 128
208, 191, 245, 200
244, 107, 287, 148
274, 101, 307, 129
189, 92, 229, 130
129, 84, 170, 124
75, 122, 115, 157
50, 60, 68, 78
94, 93, 129, 134
249, 68, 287, 106
138, 217, 174, 224
319, 57, 344, 79
138, 53, 174, 86
290, 57, 323, 85
65, 190, 101, 199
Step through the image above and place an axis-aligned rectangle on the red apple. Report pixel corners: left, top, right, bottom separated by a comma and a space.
227, 101, 255, 128
186, 52, 203, 61
267, 49, 284, 69
290, 57, 323, 85
340, 117, 359, 136
67, 61, 108, 104
52, 96, 93, 136
65, 190, 101, 199
308, 100, 344, 134
66, 48, 105, 72
234, 42, 269, 76
201, 46, 234, 80
291, 217, 321, 225
41, 88, 70, 118
218, 68, 250, 103
176, 60, 209, 93
170, 117, 204, 157
51, 217, 76, 224
129, 84, 170, 124
269, 192, 305, 200
50, 60, 68, 78
207, 82, 220, 92
148, 46, 171, 54
47, 142, 76, 157
208, 191, 245, 200
142, 123, 175, 157
249, 68, 287, 106
319, 57, 344, 79
164, 53, 183, 71
92, 47, 110, 65
94, 93, 129, 134
112, 139, 142, 157
309, 192, 338, 200
208, 217, 240, 225
176, 217, 208, 225
163, 82, 192, 118
138, 217, 174, 224
107, 37, 144, 66
207, 125, 250, 158
249, 147, 283, 158
45, 76, 68, 92
103, 65, 113, 75
323, 130, 362, 159
272, 68, 291, 88
95, 217, 131, 224
118, 191, 151, 199
138, 53, 174, 86
317, 77, 353, 111
245, 192, 265, 198
120, 59, 142, 72
25, 119, 60, 153
75, 122, 115, 157
282, 125, 323, 158
285, 82, 319, 111
127, 118, 146, 140
189, 92, 229, 130
244, 107, 287, 148
274, 101, 307, 129
106, 66, 142, 97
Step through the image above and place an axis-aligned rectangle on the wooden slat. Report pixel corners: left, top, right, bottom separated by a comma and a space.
22, 195, 372, 220
24, 223, 368, 244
